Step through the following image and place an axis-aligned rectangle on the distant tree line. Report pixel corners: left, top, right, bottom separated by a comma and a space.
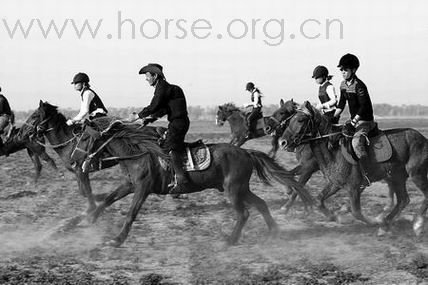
12, 103, 428, 123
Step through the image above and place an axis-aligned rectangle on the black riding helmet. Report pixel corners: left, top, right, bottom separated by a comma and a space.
312, 65, 329, 79
246, 82, 255, 91
338, 53, 360, 69
71, 72, 90, 84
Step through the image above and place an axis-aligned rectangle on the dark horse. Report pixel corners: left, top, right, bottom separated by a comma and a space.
216, 103, 279, 156
278, 101, 428, 236
25, 101, 314, 247
1, 126, 57, 182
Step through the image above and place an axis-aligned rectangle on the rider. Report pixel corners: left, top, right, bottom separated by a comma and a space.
312, 65, 339, 124
134, 63, 190, 194
243, 82, 262, 138
333, 53, 376, 187
0, 86, 14, 145
66, 72, 108, 126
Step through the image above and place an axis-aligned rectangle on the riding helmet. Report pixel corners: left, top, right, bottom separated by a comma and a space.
246, 82, 255, 91
312, 65, 329, 79
71, 72, 90, 84
337, 53, 360, 69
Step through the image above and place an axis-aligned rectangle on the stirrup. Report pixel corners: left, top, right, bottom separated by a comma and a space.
360, 174, 371, 188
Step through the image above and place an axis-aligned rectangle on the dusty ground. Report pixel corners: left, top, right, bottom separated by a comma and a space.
0, 119, 428, 284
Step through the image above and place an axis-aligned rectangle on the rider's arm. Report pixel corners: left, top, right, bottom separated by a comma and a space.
323, 85, 337, 109
334, 88, 346, 118
72, 90, 94, 122
0, 96, 6, 115
355, 83, 371, 122
138, 85, 168, 118
252, 91, 261, 107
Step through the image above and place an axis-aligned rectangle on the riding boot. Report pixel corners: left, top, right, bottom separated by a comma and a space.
358, 155, 371, 187
169, 150, 190, 194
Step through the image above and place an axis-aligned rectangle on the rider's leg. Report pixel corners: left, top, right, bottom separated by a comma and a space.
352, 121, 376, 187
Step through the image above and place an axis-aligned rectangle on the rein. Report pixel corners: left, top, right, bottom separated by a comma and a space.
35, 135, 77, 149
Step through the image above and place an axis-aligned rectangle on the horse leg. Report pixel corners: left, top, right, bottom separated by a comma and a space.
348, 185, 377, 225
225, 183, 249, 245
243, 188, 278, 236
317, 183, 341, 222
75, 170, 96, 215
27, 149, 42, 183
377, 178, 409, 235
89, 181, 134, 223
106, 181, 150, 247
410, 173, 428, 236
280, 165, 315, 214
39, 150, 58, 171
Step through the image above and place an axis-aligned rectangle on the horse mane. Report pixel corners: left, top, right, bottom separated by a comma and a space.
42, 102, 68, 130
219, 102, 240, 113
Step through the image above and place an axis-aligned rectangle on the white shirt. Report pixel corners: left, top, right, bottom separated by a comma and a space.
72, 89, 95, 122
244, 90, 262, 108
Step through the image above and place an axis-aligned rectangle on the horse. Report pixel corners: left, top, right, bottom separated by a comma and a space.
1, 126, 58, 182
278, 101, 428, 236
215, 103, 279, 156
20, 107, 111, 216
26, 101, 314, 247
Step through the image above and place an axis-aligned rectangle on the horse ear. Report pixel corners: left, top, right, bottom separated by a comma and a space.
218, 106, 223, 110
280, 99, 284, 107
291, 98, 294, 103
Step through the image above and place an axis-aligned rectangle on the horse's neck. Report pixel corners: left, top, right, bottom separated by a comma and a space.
227, 111, 247, 132
44, 123, 76, 156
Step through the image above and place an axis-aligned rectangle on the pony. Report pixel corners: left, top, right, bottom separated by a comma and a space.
278, 101, 428, 236
22, 101, 314, 247
215, 103, 279, 156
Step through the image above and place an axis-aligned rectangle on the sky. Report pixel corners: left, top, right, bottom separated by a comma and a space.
0, 0, 427, 111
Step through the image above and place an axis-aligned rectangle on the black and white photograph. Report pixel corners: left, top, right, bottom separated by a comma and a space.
0, 0, 427, 284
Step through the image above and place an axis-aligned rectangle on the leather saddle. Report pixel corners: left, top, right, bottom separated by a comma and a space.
340, 123, 392, 165
156, 127, 211, 171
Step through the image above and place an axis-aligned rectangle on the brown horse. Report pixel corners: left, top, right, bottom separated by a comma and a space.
263, 99, 322, 212
216, 103, 279, 156
25, 101, 314, 247
278, 101, 428, 236
1, 126, 58, 182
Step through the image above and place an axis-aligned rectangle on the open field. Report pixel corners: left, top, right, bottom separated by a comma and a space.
0, 119, 427, 284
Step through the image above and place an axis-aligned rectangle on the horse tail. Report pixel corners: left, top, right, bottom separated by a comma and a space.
247, 149, 314, 206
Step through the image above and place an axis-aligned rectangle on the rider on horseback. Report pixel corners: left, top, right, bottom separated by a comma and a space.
312, 65, 339, 124
134, 63, 190, 194
243, 82, 263, 139
0, 86, 14, 148
67, 73, 108, 126
333, 53, 376, 187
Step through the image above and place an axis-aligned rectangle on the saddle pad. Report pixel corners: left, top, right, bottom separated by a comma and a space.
341, 132, 392, 165
182, 143, 211, 171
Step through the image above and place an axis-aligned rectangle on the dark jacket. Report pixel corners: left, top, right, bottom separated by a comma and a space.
337, 76, 374, 121
138, 79, 188, 121
0, 94, 12, 116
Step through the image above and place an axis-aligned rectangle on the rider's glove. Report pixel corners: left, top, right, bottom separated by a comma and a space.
66, 119, 74, 126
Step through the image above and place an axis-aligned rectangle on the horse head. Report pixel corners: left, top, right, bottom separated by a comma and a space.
216, 103, 240, 126
265, 99, 299, 136
278, 101, 326, 151
21, 100, 66, 139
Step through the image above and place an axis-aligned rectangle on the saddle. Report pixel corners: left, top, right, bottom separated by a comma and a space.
155, 127, 211, 171
340, 123, 392, 165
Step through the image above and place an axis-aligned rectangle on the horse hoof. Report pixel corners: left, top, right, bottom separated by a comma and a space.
413, 216, 424, 236
377, 227, 389, 237
375, 213, 386, 224
104, 239, 122, 247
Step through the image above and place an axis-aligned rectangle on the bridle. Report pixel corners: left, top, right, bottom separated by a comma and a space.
268, 112, 296, 137
283, 110, 342, 146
